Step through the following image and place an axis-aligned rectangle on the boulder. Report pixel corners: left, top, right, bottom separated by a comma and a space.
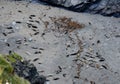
39, 0, 120, 17
12, 60, 46, 84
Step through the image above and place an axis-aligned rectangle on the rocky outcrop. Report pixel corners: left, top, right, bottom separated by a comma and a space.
39, 0, 120, 17
12, 60, 46, 84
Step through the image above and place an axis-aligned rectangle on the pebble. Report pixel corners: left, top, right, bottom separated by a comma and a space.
6, 26, 13, 29
32, 25, 38, 28
31, 47, 38, 49
99, 58, 105, 62
2, 32, 7, 36
115, 35, 120, 38
101, 65, 108, 69
16, 39, 22, 44
25, 51, 32, 56
90, 81, 95, 84
45, 81, 50, 84
12, 21, 16, 25
34, 51, 41, 54
6, 43, 10, 47
53, 77, 59, 80
28, 38, 33, 42
33, 58, 39, 62
34, 32, 39, 35
16, 21, 22, 24
0, 39, 7, 42
15, 26, 19, 30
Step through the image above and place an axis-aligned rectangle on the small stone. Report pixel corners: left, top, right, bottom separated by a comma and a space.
99, 58, 105, 62
34, 32, 39, 35
34, 51, 41, 54
25, 51, 32, 56
16, 39, 22, 44
7, 26, 13, 29
53, 78, 59, 80
2, 32, 7, 36
12, 21, 16, 25
115, 35, 120, 38
89, 48, 93, 52
90, 81, 95, 84
96, 64, 100, 69
15, 26, 19, 30
6, 43, 10, 47
28, 38, 33, 42
16, 21, 22, 24
33, 58, 39, 62
45, 81, 50, 84
97, 40, 100, 44
18, 10, 22, 13
31, 47, 38, 49
63, 74, 66, 77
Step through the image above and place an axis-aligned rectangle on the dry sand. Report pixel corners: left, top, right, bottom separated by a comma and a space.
0, 1, 120, 84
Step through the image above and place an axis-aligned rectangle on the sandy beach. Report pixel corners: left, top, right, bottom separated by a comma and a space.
0, 1, 120, 84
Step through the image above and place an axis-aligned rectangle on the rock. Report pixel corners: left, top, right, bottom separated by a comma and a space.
12, 60, 46, 84
39, 0, 120, 17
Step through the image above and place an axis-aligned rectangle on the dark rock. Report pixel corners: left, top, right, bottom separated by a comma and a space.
12, 60, 46, 84
31, 75, 46, 84
39, 0, 120, 17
